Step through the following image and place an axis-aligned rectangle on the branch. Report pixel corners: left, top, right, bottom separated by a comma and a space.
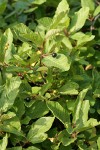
90, 13, 100, 32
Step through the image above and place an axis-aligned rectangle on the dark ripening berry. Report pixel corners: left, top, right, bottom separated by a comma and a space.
44, 73, 47, 77
27, 56, 30, 60
20, 76, 24, 80
52, 53, 57, 58
93, 44, 100, 51
25, 97, 31, 102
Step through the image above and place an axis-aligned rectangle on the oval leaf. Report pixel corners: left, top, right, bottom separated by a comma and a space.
42, 54, 71, 72
69, 7, 89, 33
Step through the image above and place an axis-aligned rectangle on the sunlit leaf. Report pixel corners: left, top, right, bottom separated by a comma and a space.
27, 117, 54, 144
0, 134, 8, 150
72, 89, 88, 123
81, 0, 95, 12
42, 54, 71, 72
69, 7, 89, 33
11, 23, 43, 46
0, 77, 21, 113
47, 101, 70, 126
59, 81, 79, 95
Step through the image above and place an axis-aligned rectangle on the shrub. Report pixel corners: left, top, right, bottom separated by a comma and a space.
0, 0, 100, 149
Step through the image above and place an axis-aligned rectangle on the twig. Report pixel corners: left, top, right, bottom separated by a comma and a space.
90, 13, 100, 32
95, 0, 100, 5
39, 40, 46, 83
63, 28, 70, 37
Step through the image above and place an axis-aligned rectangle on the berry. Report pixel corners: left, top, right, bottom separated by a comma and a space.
18, 73, 24, 80
25, 97, 31, 102
93, 44, 100, 51
27, 56, 30, 60
52, 53, 57, 58
44, 73, 47, 77
20, 76, 24, 80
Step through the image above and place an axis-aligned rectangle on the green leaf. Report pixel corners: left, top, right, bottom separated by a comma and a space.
23, 146, 40, 150
38, 17, 52, 28
50, 12, 70, 29
62, 37, 72, 50
81, 0, 95, 12
28, 132, 48, 145
0, 124, 23, 137
58, 130, 76, 146
32, 0, 46, 5
54, 0, 69, 16
72, 89, 88, 123
11, 23, 43, 46
7, 147, 22, 150
0, 77, 21, 113
18, 42, 32, 54
27, 117, 54, 144
59, 81, 79, 95
42, 54, 71, 72
71, 32, 95, 46
59, 145, 72, 150
86, 118, 100, 127
77, 118, 100, 133
0, 0, 7, 15
13, 98, 25, 118
0, 134, 8, 150
29, 52, 41, 65
61, 137, 76, 147
97, 137, 100, 150
5, 118, 21, 131
13, 55, 27, 65
69, 7, 89, 33
28, 116, 54, 134
47, 101, 70, 127
36, 66, 48, 72
77, 140, 89, 149
13, 1, 28, 11
4, 29, 13, 63
93, 5, 100, 16
32, 86, 41, 94
45, 29, 62, 39
93, 89, 100, 97
50, 0, 69, 29
6, 66, 29, 73
0, 34, 8, 63
81, 100, 90, 123
39, 82, 52, 96
0, 28, 13, 64
66, 100, 75, 112
0, 112, 23, 136
26, 101, 49, 119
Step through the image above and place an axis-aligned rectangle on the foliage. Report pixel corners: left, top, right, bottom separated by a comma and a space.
0, 0, 100, 149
